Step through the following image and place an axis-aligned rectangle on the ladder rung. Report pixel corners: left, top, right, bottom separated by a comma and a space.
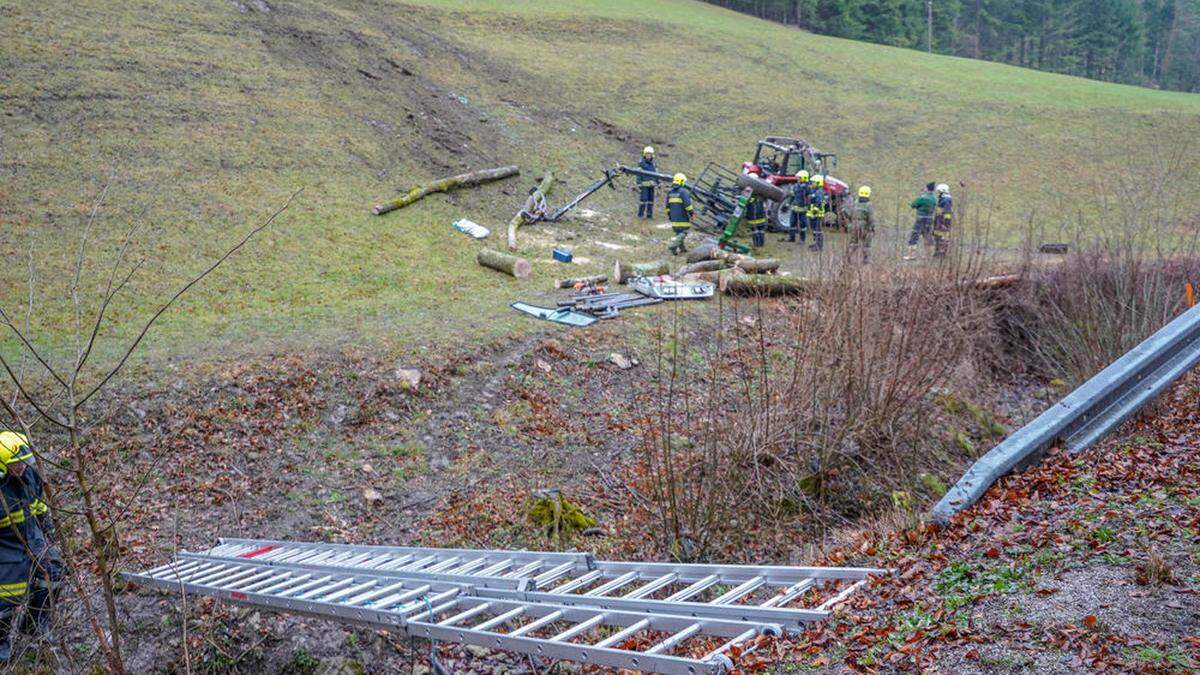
665, 574, 719, 601
646, 623, 700, 654
532, 562, 576, 588
369, 585, 432, 610
549, 613, 605, 642
477, 559, 513, 576
585, 572, 639, 597
446, 558, 488, 576
551, 570, 602, 594
324, 580, 378, 603
425, 556, 462, 573
375, 554, 416, 571
503, 560, 543, 578
760, 579, 815, 608
345, 580, 411, 606
239, 572, 294, 593
439, 602, 492, 626
222, 570, 277, 591
592, 618, 649, 649
472, 606, 524, 631
705, 628, 758, 660
712, 576, 765, 605
508, 610, 562, 637
623, 573, 677, 599
278, 576, 334, 598
257, 574, 312, 595
296, 578, 356, 601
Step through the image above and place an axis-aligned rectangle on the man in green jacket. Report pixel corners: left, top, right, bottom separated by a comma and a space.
904, 182, 937, 260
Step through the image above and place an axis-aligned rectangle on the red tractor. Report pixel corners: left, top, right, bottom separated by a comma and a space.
741, 136, 850, 230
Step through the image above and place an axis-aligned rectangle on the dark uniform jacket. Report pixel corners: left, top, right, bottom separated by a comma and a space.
637, 157, 657, 186
745, 197, 767, 226
666, 186, 693, 225
809, 186, 828, 213
791, 182, 813, 210
0, 462, 59, 604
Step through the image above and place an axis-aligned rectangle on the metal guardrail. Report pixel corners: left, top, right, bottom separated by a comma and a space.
933, 302, 1200, 524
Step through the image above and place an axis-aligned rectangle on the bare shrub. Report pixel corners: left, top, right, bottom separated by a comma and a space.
640, 253, 994, 560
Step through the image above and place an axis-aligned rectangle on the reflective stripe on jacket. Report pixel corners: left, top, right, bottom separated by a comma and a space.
666, 186, 693, 225
745, 198, 766, 226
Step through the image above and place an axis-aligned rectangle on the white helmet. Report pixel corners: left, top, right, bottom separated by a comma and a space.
643, 146, 655, 156
936, 183, 950, 194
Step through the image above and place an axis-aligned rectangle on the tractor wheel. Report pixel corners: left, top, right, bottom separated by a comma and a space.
767, 200, 791, 232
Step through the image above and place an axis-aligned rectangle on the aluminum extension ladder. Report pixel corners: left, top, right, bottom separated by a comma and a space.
127, 538, 885, 674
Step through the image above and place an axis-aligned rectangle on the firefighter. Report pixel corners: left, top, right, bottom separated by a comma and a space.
0, 431, 62, 661
637, 146, 657, 219
665, 173, 694, 255
933, 183, 953, 258
807, 175, 828, 252
848, 185, 876, 263
904, 182, 937, 260
787, 170, 811, 243
746, 194, 768, 249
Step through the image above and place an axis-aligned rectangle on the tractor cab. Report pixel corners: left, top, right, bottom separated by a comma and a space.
743, 137, 838, 186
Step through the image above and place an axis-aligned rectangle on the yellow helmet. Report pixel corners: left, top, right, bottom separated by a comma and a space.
0, 431, 32, 477
812, 175, 825, 187
643, 146, 655, 156
858, 185, 872, 198
672, 173, 687, 185
796, 170, 810, 182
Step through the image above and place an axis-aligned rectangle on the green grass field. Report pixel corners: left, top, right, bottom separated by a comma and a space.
3, 0, 1198, 364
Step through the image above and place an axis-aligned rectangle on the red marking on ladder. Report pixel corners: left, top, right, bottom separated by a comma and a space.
239, 544, 279, 559
231, 591, 247, 600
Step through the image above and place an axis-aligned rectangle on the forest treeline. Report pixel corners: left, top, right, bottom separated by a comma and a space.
704, 1, 1200, 92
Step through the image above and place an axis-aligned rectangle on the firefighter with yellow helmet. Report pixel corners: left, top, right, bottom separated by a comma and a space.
665, 173, 694, 255
637, 146, 657, 219
848, 185, 877, 263
0, 431, 61, 661
806, 175, 828, 252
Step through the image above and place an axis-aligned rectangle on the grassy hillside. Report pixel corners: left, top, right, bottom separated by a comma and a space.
2, 0, 1198, 361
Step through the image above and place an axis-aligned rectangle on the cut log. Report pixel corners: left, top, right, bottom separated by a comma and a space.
373, 165, 519, 215
554, 274, 607, 289
722, 275, 815, 297
507, 172, 555, 251
686, 244, 750, 264
677, 260, 731, 275
683, 268, 744, 285
477, 248, 531, 279
685, 244, 719, 263
734, 258, 781, 274
614, 259, 671, 284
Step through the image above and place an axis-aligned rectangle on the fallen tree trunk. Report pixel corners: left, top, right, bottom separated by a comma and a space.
722, 275, 815, 297
507, 172, 555, 251
478, 248, 531, 279
677, 260, 731, 275
555, 274, 607, 289
683, 268, 744, 285
614, 259, 671, 284
734, 258, 781, 274
373, 165, 519, 215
